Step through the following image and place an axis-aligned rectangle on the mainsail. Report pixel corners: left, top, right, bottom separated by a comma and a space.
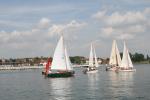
109, 40, 121, 66
51, 36, 73, 71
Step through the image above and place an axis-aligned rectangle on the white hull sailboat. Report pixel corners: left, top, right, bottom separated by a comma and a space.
86, 69, 98, 73
116, 41, 136, 72
84, 43, 99, 74
47, 36, 74, 78
106, 40, 121, 71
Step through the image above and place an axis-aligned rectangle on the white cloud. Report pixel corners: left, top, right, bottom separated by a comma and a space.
93, 7, 150, 40
116, 33, 135, 40
125, 25, 145, 33
0, 18, 87, 57
38, 18, 51, 28
101, 27, 114, 36
107, 11, 145, 26
144, 8, 150, 15
48, 20, 86, 37
92, 11, 106, 20
99, 25, 145, 40
93, 10, 146, 26
0, 19, 86, 44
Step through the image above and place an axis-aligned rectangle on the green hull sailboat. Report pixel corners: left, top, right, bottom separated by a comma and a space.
46, 36, 74, 78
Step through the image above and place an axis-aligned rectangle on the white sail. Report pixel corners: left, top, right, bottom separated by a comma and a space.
93, 47, 99, 68
51, 36, 67, 70
115, 42, 121, 66
127, 49, 133, 68
65, 47, 73, 71
120, 41, 133, 68
89, 43, 94, 67
109, 40, 121, 66
109, 40, 116, 65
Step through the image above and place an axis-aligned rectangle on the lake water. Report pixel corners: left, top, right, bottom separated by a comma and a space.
0, 64, 150, 100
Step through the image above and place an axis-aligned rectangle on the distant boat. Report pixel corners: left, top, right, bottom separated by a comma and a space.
83, 43, 99, 74
106, 40, 121, 71
116, 41, 136, 72
46, 35, 75, 78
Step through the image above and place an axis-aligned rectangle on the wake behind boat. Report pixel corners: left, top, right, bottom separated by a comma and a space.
83, 43, 99, 74
116, 41, 136, 72
45, 35, 75, 78
106, 40, 121, 71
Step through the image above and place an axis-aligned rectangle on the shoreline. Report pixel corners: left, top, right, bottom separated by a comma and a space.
0, 66, 43, 70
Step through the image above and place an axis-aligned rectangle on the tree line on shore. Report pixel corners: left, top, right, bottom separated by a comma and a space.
120, 52, 150, 63
70, 52, 150, 64
0, 52, 149, 66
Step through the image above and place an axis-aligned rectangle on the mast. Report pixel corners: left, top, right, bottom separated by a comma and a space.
62, 35, 68, 71
93, 46, 98, 68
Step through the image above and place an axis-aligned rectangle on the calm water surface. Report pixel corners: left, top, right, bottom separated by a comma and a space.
0, 64, 150, 100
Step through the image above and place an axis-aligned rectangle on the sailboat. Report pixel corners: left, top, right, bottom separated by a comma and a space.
106, 40, 121, 71
83, 43, 99, 74
46, 35, 75, 78
116, 41, 136, 72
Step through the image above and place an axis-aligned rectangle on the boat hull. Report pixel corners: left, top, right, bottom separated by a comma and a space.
47, 71, 75, 78
116, 69, 136, 72
106, 66, 117, 71
42, 70, 51, 75
86, 70, 98, 73
83, 69, 98, 74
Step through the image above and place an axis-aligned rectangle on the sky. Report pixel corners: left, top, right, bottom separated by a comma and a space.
0, 0, 150, 58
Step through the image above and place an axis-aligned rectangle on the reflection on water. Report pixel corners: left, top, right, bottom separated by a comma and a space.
87, 73, 99, 99
108, 72, 134, 99
1, 65, 150, 100
48, 78, 73, 100
87, 73, 99, 88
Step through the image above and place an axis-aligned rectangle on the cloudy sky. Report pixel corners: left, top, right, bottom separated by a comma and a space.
0, 0, 150, 58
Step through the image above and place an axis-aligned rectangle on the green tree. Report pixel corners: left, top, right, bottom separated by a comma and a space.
132, 53, 144, 62
70, 56, 86, 64
146, 55, 149, 60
